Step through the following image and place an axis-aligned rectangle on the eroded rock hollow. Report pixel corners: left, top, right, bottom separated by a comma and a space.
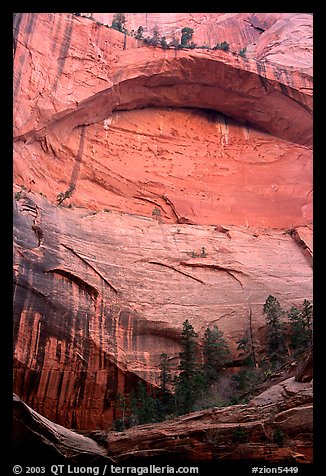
13, 12, 312, 444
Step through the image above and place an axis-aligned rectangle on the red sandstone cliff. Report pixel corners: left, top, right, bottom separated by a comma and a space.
13, 12, 312, 440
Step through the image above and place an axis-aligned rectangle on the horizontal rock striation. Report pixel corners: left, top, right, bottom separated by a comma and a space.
13, 366, 313, 464
13, 394, 113, 464
105, 376, 312, 462
13, 12, 313, 436
13, 193, 312, 429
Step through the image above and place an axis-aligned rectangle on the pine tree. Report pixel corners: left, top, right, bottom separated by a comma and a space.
301, 299, 313, 345
159, 353, 172, 395
149, 24, 160, 46
263, 295, 287, 368
232, 305, 263, 401
239, 47, 247, 58
129, 382, 159, 426
237, 330, 254, 366
180, 27, 194, 47
288, 300, 313, 355
113, 392, 128, 431
111, 13, 126, 32
157, 353, 174, 417
174, 319, 201, 414
135, 26, 144, 39
202, 325, 230, 385
237, 305, 257, 367
160, 37, 168, 50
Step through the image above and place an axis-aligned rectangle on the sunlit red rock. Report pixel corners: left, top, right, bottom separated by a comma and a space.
13, 12, 313, 439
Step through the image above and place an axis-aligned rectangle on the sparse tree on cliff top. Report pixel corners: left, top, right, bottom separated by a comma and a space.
149, 24, 160, 46
111, 13, 127, 32
160, 37, 168, 50
180, 27, 194, 47
135, 25, 144, 39
214, 41, 230, 52
239, 47, 247, 58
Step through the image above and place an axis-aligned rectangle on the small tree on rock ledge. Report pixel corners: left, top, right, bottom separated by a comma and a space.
180, 27, 194, 47
111, 13, 127, 33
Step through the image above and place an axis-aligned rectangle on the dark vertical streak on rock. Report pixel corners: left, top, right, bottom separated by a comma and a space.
36, 316, 47, 370
103, 304, 119, 414
43, 370, 52, 401
13, 13, 23, 57
25, 14, 36, 35
33, 319, 42, 364
14, 14, 36, 100
70, 125, 86, 187
55, 372, 65, 418
56, 342, 62, 361
13, 266, 30, 347
120, 309, 132, 350
97, 299, 104, 371
51, 15, 62, 53
55, 16, 74, 81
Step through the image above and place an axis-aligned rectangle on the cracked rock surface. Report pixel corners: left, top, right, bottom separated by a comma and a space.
13, 12, 312, 435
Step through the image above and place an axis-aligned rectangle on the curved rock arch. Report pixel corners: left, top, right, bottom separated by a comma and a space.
17, 49, 312, 149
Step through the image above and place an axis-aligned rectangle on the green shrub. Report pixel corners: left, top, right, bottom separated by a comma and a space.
135, 26, 144, 39
273, 428, 285, 447
239, 47, 247, 58
113, 418, 126, 432
169, 38, 180, 49
111, 13, 126, 33
214, 41, 230, 52
160, 37, 168, 50
180, 27, 194, 47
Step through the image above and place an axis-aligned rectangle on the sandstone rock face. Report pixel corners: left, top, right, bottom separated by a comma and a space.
13, 192, 313, 430
89, 13, 313, 73
105, 376, 313, 463
13, 375, 313, 464
13, 12, 313, 434
13, 394, 112, 464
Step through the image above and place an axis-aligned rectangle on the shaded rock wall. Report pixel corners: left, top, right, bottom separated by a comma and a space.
13, 394, 113, 464
13, 370, 313, 464
13, 192, 312, 429
13, 13, 313, 430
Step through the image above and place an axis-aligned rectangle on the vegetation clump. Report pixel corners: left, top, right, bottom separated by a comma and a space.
214, 41, 230, 51
111, 296, 312, 430
180, 27, 194, 47
111, 13, 127, 33
239, 47, 247, 58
